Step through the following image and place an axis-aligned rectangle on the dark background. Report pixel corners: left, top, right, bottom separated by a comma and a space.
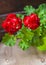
0, 0, 46, 41
0, 0, 46, 14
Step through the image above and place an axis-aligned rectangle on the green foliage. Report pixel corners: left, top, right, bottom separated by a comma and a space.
19, 40, 30, 50
17, 4, 46, 51
36, 4, 46, 25
37, 36, 46, 51
24, 6, 35, 15
36, 4, 46, 15
31, 35, 43, 46
16, 26, 34, 50
16, 26, 34, 40
2, 33, 16, 46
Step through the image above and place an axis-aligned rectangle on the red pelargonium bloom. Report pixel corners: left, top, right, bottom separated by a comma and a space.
2, 14, 22, 34
23, 13, 40, 30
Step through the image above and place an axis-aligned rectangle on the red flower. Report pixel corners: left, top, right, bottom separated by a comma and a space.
2, 14, 22, 34
23, 13, 40, 30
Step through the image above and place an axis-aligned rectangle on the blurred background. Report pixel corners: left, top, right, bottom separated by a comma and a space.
0, 0, 46, 14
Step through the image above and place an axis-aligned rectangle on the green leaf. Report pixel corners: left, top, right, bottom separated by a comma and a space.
24, 6, 35, 15
16, 25, 34, 41
19, 39, 30, 50
2, 33, 16, 46
36, 4, 46, 15
24, 28, 34, 41
16, 25, 34, 50
37, 36, 46, 51
31, 26, 44, 46
33, 26, 43, 36
32, 36, 43, 46
36, 4, 46, 24
16, 31, 24, 39
40, 15, 46, 24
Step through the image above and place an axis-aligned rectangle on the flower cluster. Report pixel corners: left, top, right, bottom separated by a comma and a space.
2, 13, 40, 34
2, 14, 22, 34
23, 13, 40, 30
